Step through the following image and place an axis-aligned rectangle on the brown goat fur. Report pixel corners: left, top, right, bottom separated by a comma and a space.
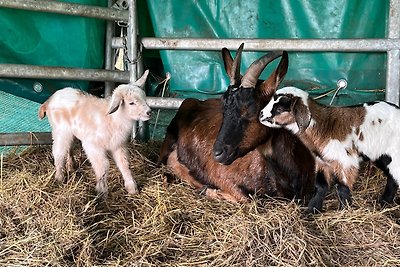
158, 98, 280, 203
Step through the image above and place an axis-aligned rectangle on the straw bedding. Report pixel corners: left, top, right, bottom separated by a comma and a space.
1, 141, 399, 266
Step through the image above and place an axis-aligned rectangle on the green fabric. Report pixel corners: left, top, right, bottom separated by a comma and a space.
146, 0, 388, 105
0, 0, 107, 103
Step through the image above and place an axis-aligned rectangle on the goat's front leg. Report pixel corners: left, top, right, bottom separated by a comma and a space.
380, 174, 398, 206
336, 167, 358, 209
112, 146, 138, 195
336, 183, 352, 209
306, 171, 329, 214
375, 157, 399, 206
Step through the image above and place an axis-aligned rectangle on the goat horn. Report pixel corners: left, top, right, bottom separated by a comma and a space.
229, 43, 244, 86
240, 51, 284, 88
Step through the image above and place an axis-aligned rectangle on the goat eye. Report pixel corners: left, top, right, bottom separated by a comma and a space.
276, 106, 285, 113
129, 101, 136, 105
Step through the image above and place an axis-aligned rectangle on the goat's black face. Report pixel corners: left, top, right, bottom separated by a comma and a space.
213, 86, 259, 164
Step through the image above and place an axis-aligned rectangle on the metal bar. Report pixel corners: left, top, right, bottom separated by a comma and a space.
0, 0, 128, 21
104, 0, 116, 97
0, 132, 52, 146
386, 0, 400, 104
140, 37, 400, 52
147, 97, 184, 109
127, 0, 138, 82
0, 64, 129, 82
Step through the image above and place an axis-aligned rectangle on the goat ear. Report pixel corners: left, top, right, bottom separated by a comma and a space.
108, 90, 123, 115
134, 69, 149, 88
292, 97, 311, 132
259, 51, 289, 100
222, 43, 244, 86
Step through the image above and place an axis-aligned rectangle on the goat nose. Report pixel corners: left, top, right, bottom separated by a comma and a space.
213, 144, 231, 161
146, 110, 152, 117
213, 148, 223, 158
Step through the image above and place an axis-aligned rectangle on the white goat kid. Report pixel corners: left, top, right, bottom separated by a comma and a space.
259, 87, 400, 213
38, 70, 151, 196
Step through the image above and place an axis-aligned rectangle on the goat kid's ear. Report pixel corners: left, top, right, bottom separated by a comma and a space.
108, 90, 123, 115
260, 51, 289, 100
133, 69, 150, 88
291, 97, 311, 132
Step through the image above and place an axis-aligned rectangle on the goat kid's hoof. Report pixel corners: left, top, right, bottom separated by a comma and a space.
95, 181, 109, 196
379, 197, 395, 209
125, 181, 139, 195
338, 200, 353, 210
54, 173, 66, 183
302, 207, 322, 218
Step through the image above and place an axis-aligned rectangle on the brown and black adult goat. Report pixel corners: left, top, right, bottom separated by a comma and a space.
158, 44, 315, 203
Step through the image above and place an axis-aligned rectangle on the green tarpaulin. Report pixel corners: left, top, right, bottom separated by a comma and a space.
146, 0, 388, 105
0, 0, 106, 103
0, 0, 389, 105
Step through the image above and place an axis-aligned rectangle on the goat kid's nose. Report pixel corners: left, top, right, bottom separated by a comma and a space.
146, 110, 152, 117
259, 111, 268, 121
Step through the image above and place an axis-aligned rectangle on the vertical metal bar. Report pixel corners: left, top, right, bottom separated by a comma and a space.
135, 12, 149, 141
127, 0, 139, 138
127, 0, 138, 82
104, 0, 115, 97
386, 0, 400, 104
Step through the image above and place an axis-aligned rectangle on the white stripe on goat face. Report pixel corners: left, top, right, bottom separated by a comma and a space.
259, 95, 281, 128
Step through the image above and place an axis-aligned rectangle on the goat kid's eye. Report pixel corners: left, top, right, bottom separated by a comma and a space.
276, 106, 285, 113
129, 101, 136, 105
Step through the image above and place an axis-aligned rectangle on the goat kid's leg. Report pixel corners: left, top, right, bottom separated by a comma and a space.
336, 182, 352, 209
376, 158, 399, 206
65, 138, 77, 173
306, 171, 329, 214
52, 130, 75, 182
112, 146, 138, 195
82, 142, 109, 196
380, 175, 398, 206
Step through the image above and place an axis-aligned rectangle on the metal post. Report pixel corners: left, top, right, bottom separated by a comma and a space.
127, 0, 139, 139
127, 0, 149, 141
104, 0, 115, 97
127, 0, 138, 82
386, 0, 400, 105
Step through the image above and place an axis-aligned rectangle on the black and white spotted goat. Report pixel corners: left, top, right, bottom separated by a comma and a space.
259, 87, 400, 213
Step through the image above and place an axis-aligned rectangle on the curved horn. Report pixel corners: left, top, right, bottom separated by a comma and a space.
260, 51, 289, 99
240, 50, 284, 88
227, 43, 244, 86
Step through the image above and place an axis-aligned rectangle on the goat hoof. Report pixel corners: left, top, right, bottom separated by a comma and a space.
54, 173, 65, 183
338, 199, 352, 210
303, 207, 322, 217
379, 197, 393, 208
301, 209, 315, 219
95, 181, 109, 196
125, 181, 139, 195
